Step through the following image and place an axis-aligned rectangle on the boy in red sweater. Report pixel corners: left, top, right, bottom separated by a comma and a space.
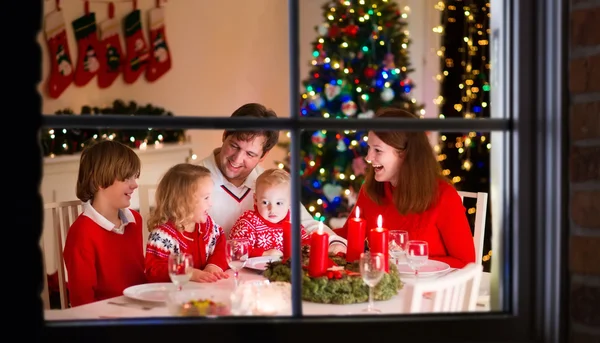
229, 168, 309, 257
145, 163, 229, 283
63, 140, 147, 307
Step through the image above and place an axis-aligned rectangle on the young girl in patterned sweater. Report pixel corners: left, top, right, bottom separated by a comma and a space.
229, 168, 310, 257
145, 163, 229, 283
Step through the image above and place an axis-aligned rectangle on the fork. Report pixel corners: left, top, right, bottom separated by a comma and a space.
107, 301, 154, 310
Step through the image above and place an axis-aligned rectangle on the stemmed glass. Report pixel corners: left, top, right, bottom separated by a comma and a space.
406, 240, 429, 280
226, 238, 250, 288
388, 230, 409, 267
359, 252, 385, 313
168, 253, 193, 291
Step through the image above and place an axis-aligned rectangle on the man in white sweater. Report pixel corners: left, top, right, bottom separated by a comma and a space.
198, 103, 347, 253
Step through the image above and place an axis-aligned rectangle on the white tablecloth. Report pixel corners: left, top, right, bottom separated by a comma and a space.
45, 268, 491, 320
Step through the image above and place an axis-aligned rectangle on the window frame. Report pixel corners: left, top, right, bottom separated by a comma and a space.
38, 0, 567, 342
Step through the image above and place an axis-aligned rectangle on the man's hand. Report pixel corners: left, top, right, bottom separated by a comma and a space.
328, 242, 347, 255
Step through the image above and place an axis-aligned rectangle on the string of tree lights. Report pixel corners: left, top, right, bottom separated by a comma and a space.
275, 0, 424, 226
433, 0, 493, 269
41, 99, 186, 157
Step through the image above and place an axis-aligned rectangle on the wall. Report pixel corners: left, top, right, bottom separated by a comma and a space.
569, 0, 600, 341
41, 0, 440, 170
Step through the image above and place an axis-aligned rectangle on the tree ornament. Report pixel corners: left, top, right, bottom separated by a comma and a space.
381, 87, 395, 102
311, 131, 326, 146
352, 156, 368, 176
323, 183, 343, 202
341, 100, 358, 117
325, 84, 342, 100
336, 139, 347, 152
318, 23, 329, 36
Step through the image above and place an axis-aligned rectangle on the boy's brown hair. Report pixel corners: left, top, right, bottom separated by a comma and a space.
147, 163, 212, 231
76, 140, 141, 202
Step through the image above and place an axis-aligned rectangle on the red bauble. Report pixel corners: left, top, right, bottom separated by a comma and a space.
328, 25, 341, 38
345, 24, 359, 37
364, 67, 376, 78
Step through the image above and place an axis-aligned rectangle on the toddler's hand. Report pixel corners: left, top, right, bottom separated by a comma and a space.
263, 249, 283, 257
191, 269, 218, 283
204, 265, 230, 280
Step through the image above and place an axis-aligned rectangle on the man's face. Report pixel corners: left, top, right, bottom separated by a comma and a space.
217, 133, 267, 186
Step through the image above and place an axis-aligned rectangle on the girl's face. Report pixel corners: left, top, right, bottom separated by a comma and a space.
254, 183, 290, 224
191, 176, 214, 224
365, 131, 404, 186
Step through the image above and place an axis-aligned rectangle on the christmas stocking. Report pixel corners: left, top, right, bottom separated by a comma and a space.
45, 9, 74, 98
72, 13, 102, 86
146, 7, 172, 82
123, 9, 149, 84
97, 17, 124, 88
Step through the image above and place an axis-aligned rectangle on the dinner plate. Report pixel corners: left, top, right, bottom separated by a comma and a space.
396, 260, 451, 277
244, 256, 282, 271
123, 283, 175, 303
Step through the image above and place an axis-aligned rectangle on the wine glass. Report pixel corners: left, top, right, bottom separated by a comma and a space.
388, 230, 409, 266
226, 238, 250, 288
406, 240, 429, 280
168, 253, 193, 291
359, 252, 385, 313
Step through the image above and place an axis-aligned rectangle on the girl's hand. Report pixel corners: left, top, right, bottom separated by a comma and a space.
204, 265, 230, 280
191, 269, 218, 283
263, 249, 283, 257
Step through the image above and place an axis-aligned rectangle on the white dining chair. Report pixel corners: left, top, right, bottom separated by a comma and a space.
457, 191, 488, 265
137, 184, 157, 253
403, 263, 483, 313
44, 199, 84, 309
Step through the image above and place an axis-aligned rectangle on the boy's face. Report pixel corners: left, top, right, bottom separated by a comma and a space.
192, 176, 214, 224
100, 177, 138, 210
254, 183, 290, 224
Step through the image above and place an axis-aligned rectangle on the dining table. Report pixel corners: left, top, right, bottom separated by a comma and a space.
44, 265, 492, 321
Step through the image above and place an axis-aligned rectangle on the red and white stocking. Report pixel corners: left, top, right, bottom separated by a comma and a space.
146, 6, 172, 82
97, 4, 124, 88
45, 9, 74, 98
123, 9, 149, 84
71, 12, 102, 86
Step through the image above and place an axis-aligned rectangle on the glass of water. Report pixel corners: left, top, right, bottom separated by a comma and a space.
359, 252, 385, 313
168, 253, 193, 291
388, 230, 409, 266
406, 240, 429, 280
226, 238, 250, 288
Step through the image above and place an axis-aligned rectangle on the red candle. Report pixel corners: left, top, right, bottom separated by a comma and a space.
346, 206, 366, 263
282, 220, 291, 260
368, 215, 389, 272
308, 222, 329, 277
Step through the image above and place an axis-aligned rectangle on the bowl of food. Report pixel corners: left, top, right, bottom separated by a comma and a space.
166, 289, 231, 317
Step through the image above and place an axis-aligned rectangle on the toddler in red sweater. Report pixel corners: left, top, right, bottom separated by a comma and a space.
229, 168, 310, 257
145, 163, 229, 283
63, 140, 147, 307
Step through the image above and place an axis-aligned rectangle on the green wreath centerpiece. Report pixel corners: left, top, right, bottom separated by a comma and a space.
263, 246, 403, 305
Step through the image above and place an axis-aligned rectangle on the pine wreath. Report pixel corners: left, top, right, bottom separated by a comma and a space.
263, 246, 403, 305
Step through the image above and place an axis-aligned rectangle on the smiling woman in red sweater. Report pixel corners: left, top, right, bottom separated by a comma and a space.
341, 108, 475, 268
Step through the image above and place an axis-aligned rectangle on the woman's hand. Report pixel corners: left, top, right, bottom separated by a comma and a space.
204, 265, 230, 280
191, 268, 218, 283
263, 249, 283, 257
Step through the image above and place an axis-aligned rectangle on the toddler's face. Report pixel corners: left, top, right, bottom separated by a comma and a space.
255, 183, 290, 224
192, 176, 214, 224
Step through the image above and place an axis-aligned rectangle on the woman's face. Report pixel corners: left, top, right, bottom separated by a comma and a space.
365, 132, 404, 185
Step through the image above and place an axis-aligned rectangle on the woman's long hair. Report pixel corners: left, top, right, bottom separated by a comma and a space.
363, 108, 447, 214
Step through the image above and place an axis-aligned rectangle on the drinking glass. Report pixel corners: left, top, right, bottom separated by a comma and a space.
226, 238, 250, 288
388, 230, 409, 266
406, 240, 429, 279
359, 252, 385, 313
168, 253, 193, 291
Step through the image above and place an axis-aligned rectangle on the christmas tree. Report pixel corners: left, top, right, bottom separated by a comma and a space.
434, 0, 492, 269
277, 0, 423, 226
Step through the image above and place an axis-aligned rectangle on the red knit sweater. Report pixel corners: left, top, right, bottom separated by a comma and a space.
63, 210, 147, 307
145, 215, 229, 282
342, 179, 476, 268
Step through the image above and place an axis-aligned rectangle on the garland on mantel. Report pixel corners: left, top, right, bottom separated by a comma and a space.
42, 100, 186, 157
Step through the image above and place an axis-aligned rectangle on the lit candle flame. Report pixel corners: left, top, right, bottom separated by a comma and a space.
355, 206, 361, 219
377, 215, 382, 229
318, 221, 324, 235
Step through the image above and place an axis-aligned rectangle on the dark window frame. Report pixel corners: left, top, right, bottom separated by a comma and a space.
38, 0, 567, 342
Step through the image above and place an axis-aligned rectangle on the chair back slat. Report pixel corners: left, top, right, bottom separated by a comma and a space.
457, 191, 489, 265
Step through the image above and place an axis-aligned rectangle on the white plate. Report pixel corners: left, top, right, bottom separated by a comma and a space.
123, 283, 175, 303
396, 260, 451, 277
244, 256, 282, 271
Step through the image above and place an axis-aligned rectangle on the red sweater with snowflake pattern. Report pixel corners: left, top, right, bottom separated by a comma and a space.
341, 179, 476, 268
